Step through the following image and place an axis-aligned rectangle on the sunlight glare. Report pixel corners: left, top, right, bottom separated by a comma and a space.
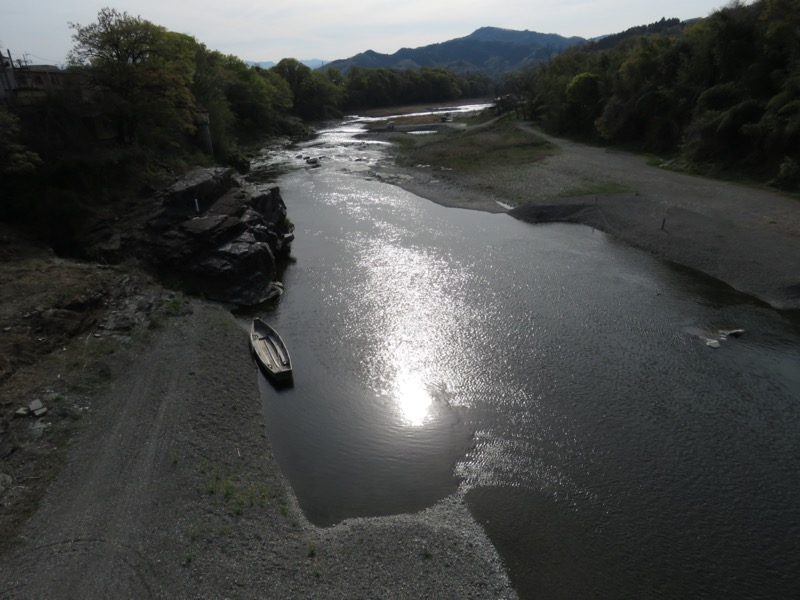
393, 369, 433, 427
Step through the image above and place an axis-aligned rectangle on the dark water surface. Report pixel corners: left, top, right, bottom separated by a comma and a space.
251, 117, 800, 599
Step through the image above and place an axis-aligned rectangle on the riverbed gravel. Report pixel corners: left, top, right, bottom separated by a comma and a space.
0, 299, 516, 599
382, 123, 800, 311
3, 119, 798, 599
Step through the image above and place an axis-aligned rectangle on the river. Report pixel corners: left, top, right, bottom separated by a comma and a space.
249, 110, 800, 599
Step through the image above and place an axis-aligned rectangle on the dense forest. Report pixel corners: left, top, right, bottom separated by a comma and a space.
2, 0, 799, 239
0, 8, 491, 231
507, 0, 800, 189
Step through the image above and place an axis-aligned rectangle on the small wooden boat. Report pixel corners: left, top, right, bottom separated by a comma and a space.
250, 318, 292, 380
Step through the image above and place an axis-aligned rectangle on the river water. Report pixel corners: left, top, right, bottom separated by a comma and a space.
250, 112, 800, 599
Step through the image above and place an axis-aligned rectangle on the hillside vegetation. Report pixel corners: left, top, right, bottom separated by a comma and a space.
2, 0, 799, 253
508, 0, 800, 190
0, 9, 491, 250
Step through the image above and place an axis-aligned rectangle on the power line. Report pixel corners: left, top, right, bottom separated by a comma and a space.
0, 50, 65, 68
26, 53, 65, 64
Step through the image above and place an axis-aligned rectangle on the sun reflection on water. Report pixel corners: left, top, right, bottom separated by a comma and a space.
351, 238, 472, 428
392, 369, 433, 426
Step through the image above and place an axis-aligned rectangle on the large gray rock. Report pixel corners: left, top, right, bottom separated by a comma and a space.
160, 166, 234, 213
140, 168, 293, 306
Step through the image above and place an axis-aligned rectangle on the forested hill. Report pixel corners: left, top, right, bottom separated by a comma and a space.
520, 0, 800, 191
4, 1, 799, 244
588, 17, 690, 51
324, 27, 585, 74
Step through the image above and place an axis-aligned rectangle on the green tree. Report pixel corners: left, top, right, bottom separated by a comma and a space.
344, 66, 370, 108
0, 106, 41, 176
595, 35, 690, 150
68, 7, 195, 145
520, 45, 603, 132
191, 46, 237, 155
257, 68, 294, 124
272, 58, 316, 119
271, 59, 343, 120
137, 31, 197, 148
564, 72, 602, 135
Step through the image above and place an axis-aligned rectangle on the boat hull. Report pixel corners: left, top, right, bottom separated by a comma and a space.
250, 318, 292, 380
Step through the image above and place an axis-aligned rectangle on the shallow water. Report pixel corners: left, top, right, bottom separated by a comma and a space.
251, 115, 800, 599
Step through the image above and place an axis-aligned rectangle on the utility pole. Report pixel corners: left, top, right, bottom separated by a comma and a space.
1, 49, 15, 105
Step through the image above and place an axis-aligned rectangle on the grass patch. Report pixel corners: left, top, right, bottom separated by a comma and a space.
212, 314, 237, 333
163, 298, 185, 315
222, 478, 235, 499
160, 296, 192, 318
200, 464, 286, 516
233, 495, 244, 515
86, 337, 116, 357
557, 181, 635, 197
645, 153, 669, 167
188, 525, 200, 541
203, 465, 223, 494
393, 116, 556, 175
389, 134, 417, 152
278, 497, 290, 518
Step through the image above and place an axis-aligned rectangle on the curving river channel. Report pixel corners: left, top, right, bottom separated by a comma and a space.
249, 109, 800, 599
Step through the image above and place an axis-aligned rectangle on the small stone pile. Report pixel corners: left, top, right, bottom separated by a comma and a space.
15, 398, 48, 419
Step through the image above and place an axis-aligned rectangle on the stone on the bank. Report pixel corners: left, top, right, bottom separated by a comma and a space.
159, 166, 233, 214
101, 312, 136, 331
29, 421, 48, 438
92, 166, 295, 306
140, 171, 293, 306
0, 473, 13, 495
720, 328, 745, 338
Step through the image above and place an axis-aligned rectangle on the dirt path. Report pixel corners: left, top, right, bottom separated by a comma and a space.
1, 305, 265, 597
386, 123, 800, 310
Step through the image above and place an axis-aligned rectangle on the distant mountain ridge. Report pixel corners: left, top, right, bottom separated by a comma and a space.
247, 59, 325, 70
323, 26, 585, 74
249, 19, 696, 75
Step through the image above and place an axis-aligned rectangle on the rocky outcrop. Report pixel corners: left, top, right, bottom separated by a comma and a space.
143, 167, 294, 306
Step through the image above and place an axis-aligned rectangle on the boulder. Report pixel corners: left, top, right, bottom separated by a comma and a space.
180, 215, 245, 246
139, 170, 294, 306
159, 166, 234, 214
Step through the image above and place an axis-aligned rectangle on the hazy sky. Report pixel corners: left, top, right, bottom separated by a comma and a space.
3, 0, 733, 66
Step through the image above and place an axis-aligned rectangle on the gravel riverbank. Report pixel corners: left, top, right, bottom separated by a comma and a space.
379, 123, 800, 311
0, 297, 515, 599
3, 117, 798, 599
